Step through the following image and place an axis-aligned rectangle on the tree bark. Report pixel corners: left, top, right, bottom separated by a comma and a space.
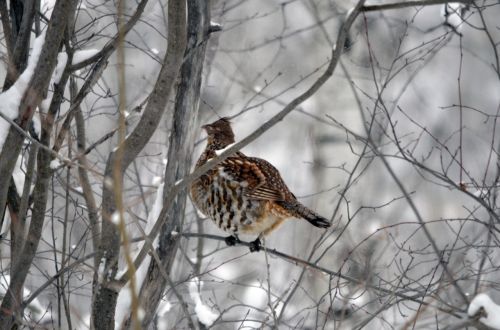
124, 0, 210, 328
91, 0, 188, 328
0, 0, 73, 235
0, 1, 79, 327
4, 0, 35, 89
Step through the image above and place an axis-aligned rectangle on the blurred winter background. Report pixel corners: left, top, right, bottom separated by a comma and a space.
1, 0, 500, 329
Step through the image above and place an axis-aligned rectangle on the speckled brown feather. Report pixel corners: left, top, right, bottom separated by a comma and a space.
190, 117, 330, 246
222, 153, 288, 201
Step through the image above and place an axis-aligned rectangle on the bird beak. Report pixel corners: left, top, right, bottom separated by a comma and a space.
201, 124, 209, 130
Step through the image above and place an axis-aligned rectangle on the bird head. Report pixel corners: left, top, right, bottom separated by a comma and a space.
202, 117, 235, 150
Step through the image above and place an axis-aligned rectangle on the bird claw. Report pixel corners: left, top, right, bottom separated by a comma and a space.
224, 235, 240, 246
225, 235, 261, 252
249, 238, 261, 252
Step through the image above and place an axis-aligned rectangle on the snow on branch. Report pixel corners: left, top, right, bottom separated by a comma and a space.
468, 293, 500, 329
72, 49, 100, 66
40, 48, 100, 113
0, 31, 46, 152
189, 278, 218, 326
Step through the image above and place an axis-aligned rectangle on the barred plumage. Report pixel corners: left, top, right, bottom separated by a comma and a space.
190, 117, 330, 252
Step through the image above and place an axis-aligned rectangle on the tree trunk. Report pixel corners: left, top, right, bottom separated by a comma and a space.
123, 0, 210, 328
0, 0, 76, 327
90, 0, 188, 328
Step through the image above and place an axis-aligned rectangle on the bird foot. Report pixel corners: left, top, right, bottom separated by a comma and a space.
224, 235, 240, 246
249, 238, 261, 252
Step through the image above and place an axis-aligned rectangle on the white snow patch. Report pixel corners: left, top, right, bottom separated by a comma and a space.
150, 48, 159, 55
468, 293, 500, 329
72, 49, 100, 65
111, 211, 121, 225
74, 186, 83, 193
162, 158, 168, 165
442, 3, 466, 30
116, 284, 137, 328
171, 230, 179, 237
157, 300, 172, 329
54, 52, 68, 84
40, 52, 68, 113
12, 155, 26, 193
210, 21, 222, 29
0, 32, 46, 152
189, 278, 218, 326
32, 114, 41, 137
41, 0, 56, 18
115, 183, 165, 326
50, 158, 61, 170
151, 176, 163, 186
158, 300, 171, 315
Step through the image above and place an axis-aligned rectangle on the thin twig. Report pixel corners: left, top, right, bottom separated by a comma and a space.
361, 0, 472, 12
124, 0, 368, 283
180, 232, 462, 318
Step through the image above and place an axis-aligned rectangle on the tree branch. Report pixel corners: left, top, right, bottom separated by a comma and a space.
125, 0, 368, 282
180, 232, 462, 318
126, 0, 207, 327
0, 0, 77, 327
91, 0, 187, 327
361, 0, 472, 12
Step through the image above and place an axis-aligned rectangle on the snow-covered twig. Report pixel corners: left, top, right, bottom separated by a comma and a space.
468, 293, 500, 329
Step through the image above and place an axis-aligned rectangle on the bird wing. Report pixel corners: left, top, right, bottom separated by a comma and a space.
219, 153, 289, 201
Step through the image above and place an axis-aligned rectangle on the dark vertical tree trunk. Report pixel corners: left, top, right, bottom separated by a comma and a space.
0, 1, 77, 326
0, 0, 73, 240
0, 0, 35, 263
91, 0, 188, 328
126, 0, 211, 328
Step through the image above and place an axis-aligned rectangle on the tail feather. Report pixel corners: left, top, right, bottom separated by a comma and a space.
278, 201, 331, 228
304, 213, 331, 228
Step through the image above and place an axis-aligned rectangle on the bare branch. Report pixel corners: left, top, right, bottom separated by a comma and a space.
126, 0, 368, 280
361, 0, 472, 12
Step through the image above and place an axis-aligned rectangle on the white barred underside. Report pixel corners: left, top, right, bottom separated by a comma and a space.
195, 167, 265, 234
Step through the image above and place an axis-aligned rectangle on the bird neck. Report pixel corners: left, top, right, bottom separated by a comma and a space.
195, 144, 217, 169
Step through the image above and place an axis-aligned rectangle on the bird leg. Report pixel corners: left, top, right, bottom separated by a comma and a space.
224, 235, 241, 246
225, 235, 261, 252
249, 237, 261, 252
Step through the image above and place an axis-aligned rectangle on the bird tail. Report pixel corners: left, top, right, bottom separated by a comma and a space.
278, 201, 331, 228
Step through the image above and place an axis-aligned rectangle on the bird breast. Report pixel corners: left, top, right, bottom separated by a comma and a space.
191, 173, 283, 235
